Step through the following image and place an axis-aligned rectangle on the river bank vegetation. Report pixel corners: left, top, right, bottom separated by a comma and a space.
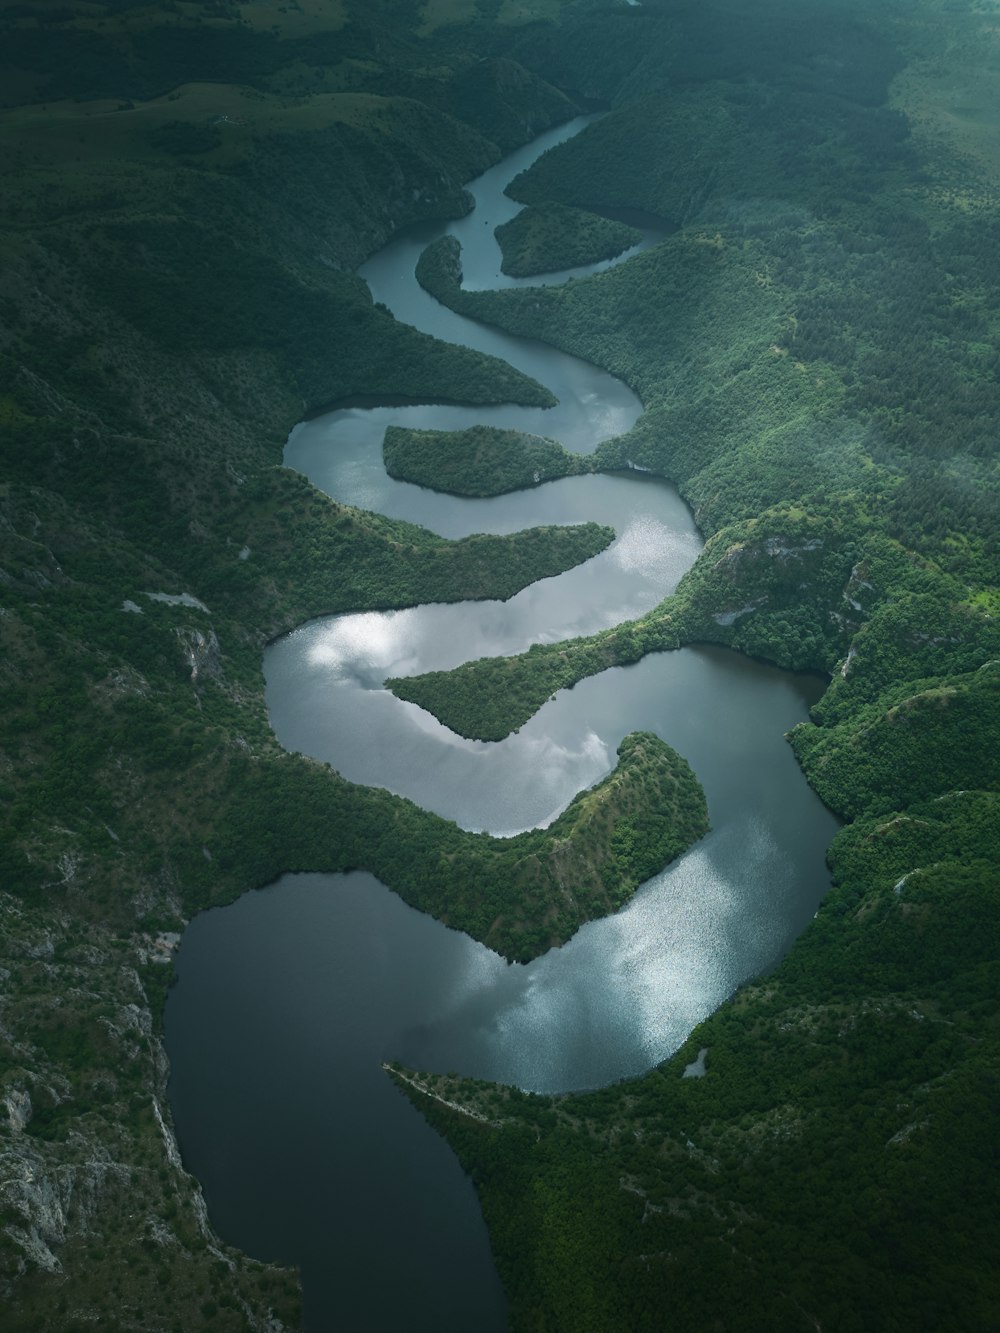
1, 0, 999, 1329
494, 201, 641, 276
383, 422, 592, 496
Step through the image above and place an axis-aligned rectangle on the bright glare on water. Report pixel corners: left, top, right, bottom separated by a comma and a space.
166, 116, 839, 1333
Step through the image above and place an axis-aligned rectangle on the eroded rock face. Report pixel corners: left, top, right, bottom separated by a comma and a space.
712, 603, 758, 626
4, 1088, 32, 1132
176, 626, 223, 683
1, 1141, 138, 1276
0, 904, 301, 1327
2, 1146, 69, 1274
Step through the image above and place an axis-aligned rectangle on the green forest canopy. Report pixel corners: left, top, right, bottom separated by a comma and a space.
0, 0, 998, 1329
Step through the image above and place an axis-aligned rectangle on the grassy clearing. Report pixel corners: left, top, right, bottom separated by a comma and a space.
891, 0, 1000, 192
238, 0, 348, 37
498, 0, 565, 24
0, 85, 430, 182
418, 0, 480, 35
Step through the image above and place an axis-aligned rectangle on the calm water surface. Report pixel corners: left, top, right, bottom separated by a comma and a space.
166, 117, 839, 1331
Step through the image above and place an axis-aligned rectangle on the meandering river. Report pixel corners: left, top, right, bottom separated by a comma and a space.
165, 117, 840, 1331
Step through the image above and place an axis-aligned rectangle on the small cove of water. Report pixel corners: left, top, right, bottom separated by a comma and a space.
166, 116, 840, 1330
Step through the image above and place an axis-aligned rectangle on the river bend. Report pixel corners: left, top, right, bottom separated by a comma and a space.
166, 117, 840, 1331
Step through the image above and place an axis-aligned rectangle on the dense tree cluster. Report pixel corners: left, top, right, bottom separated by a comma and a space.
495, 202, 641, 277
383, 422, 589, 496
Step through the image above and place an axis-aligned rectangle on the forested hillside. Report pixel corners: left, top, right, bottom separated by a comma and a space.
0, 2, 611, 1326
1, 0, 997, 1330
388, 2, 1000, 1329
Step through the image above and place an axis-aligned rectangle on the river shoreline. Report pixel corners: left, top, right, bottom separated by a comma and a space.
166, 118, 839, 1329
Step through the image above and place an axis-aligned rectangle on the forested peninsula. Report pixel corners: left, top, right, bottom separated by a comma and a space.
1, 1, 998, 1330
494, 201, 642, 276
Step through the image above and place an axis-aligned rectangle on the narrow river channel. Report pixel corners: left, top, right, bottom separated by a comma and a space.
165, 117, 840, 1331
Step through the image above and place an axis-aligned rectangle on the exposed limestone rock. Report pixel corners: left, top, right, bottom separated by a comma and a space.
4, 1089, 31, 1132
